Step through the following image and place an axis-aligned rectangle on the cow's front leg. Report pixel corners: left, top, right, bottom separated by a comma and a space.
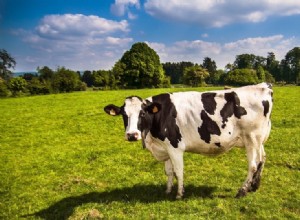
236, 142, 257, 198
164, 159, 174, 194
236, 141, 265, 198
168, 150, 184, 199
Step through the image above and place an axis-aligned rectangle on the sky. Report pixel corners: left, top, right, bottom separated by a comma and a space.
1, 0, 300, 72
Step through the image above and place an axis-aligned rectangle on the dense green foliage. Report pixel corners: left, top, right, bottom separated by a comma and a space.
0, 78, 10, 97
0, 86, 299, 219
1, 45, 299, 98
225, 69, 259, 86
8, 77, 28, 96
112, 42, 170, 88
0, 49, 16, 81
52, 67, 85, 93
0, 67, 87, 97
183, 65, 209, 87
162, 47, 299, 86
284, 47, 300, 84
163, 61, 194, 84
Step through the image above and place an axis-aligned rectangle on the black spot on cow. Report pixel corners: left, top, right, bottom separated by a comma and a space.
198, 110, 221, 143
220, 92, 247, 128
149, 93, 182, 148
201, 92, 217, 115
271, 92, 274, 102
215, 142, 221, 148
262, 100, 270, 117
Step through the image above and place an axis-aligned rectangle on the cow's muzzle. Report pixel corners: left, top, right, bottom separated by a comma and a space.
126, 132, 139, 141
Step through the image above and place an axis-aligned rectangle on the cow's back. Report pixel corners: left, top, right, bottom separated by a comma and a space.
156, 83, 273, 155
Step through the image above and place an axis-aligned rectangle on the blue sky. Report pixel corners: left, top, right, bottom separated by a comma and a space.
1, 0, 300, 72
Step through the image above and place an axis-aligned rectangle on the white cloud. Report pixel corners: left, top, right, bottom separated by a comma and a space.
110, 0, 140, 18
36, 14, 129, 39
147, 35, 300, 69
15, 14, 133, 71
144, 0, 300, 27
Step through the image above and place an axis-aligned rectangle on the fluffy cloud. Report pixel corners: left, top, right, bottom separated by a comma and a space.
36, 14, 129, 39
147, 35, 300, 69
110, 0, 140, 18
144, 0, 300, 27
16, 14, 133, 71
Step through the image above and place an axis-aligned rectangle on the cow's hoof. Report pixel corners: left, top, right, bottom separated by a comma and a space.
251, 177, 261, 192
235, 188, 247, 198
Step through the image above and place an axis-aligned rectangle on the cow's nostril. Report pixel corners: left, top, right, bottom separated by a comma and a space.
127, 133, 138, 141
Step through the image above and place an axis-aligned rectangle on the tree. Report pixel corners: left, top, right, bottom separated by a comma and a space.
0, 77, 10, 97
81, 70, 93, 87
112, 42, 168, 88
202, 57, 217, 84
264, 70, 275, 84
282, 47, 300, 84
25, 77, 52, 95
0, 49, 16, 80
163, 61, 194, 84
183, 65, 209, 87
37, 66, 54, 81
266, 52, 280, 81
225, 69, 259, 86
256, 66, 266, 82
234, 54, 266, 70
111, 60, 126, 88
202, 57, 217, 74
213, 69, 226, 85
52, 67, 82, 92
9, 77, 28, 96
234, 54, 256, 69
92, 70, 111, 88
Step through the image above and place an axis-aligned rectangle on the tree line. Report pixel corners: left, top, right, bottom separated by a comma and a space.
1, 43, 299, 97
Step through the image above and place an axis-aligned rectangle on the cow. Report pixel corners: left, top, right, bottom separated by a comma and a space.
104, 83, 273, 199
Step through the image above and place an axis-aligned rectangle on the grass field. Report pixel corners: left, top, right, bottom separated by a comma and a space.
0, 86, 299, 219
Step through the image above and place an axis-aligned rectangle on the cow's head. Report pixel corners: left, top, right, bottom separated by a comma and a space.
104, 96, 161, 142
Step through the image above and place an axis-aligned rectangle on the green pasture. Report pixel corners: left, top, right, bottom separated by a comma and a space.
0, 86, 299, 219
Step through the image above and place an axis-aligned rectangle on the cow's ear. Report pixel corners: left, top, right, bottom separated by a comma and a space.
104, 104, 121, 116
146, 102, 161, 114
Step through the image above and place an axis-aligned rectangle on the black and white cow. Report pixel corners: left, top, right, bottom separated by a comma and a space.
104, 83, 273, 199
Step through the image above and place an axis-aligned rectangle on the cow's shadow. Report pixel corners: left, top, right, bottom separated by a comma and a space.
29, 184, 216, 220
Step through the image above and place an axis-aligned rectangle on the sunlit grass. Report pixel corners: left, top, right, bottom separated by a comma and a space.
0, 86, 299, 219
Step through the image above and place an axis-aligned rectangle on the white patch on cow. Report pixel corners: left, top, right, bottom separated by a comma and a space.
124, 97, 143, 140
144, 132, 170, 161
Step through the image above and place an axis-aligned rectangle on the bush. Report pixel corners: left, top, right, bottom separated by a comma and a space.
0, 78, 11, 97
27, 78, 52, 95
265, 70, 275, 84
52, 67, 81, 92
76, 81, 87, 91
225, 69, 259, 86
9, 77, 28, 96
183, 65, 209, 87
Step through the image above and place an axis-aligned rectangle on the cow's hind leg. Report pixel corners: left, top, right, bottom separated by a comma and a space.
250, 144, 266, 192
250, 161, 263, 192
236, 140, 266, 198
